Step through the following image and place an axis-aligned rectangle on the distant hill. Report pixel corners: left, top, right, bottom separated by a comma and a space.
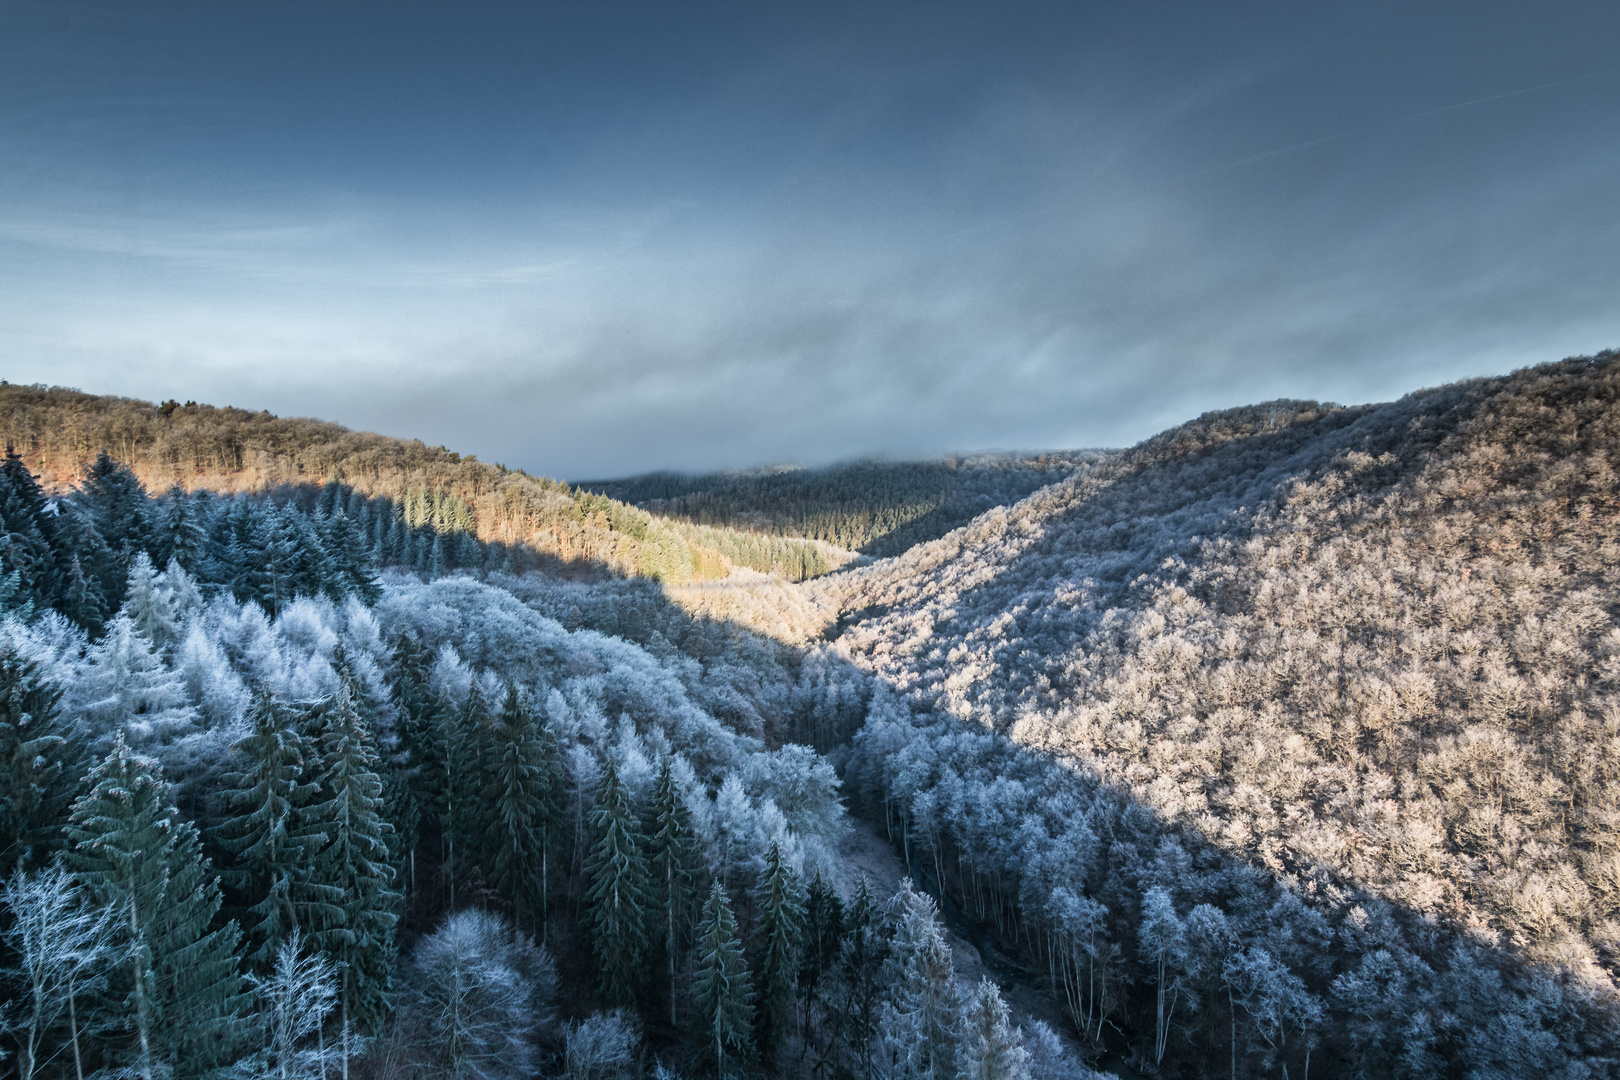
0, 383, 857, 583
583, 450, 1106, 556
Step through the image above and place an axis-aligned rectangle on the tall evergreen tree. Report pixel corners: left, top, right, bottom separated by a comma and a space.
841, 877, 888, 1076
483, 686, 554, 934
692, 880, 755, 1079
752, 839, 805, 1059
149, 486, 205, 573
0, 445, 58, 613
799, 871, 846, 1057
878, 881, 960, 1080
67, 738, 245, 1080
76, 452, 150, 609
0, 648, 81, 877
214, 695, 335, 966
582, 754, 651, 1009
304, 680, 401, 1041
959, 979, 1029, 1080
647, 755, 702, 1023
322, 510, 381, 604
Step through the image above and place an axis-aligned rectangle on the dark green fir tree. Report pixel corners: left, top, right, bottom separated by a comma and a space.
647, 755, 703, 1023
483, 685, 558, 934
582, 754, 651, 1009
0, 648, 82, 876
67, 738, 245, 1080
692, 880, 755, 1079
752, 839, 805, 1059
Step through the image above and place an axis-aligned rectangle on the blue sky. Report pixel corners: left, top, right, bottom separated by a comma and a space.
3, 2, 1618, 478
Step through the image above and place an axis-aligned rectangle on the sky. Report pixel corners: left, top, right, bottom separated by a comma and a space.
2, 2, 1618, 479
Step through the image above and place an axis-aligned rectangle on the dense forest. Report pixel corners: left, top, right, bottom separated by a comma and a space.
0, 384, 855, 585
584, 453, 1102, 557
4, 354, 1620, 1078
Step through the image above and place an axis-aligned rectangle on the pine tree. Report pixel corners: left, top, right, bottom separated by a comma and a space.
692, 880, 755, 1079
439, 683, 490, 909
214, 695, 335, 966
753, 839, 805, 1059
117, 552, 181, 654
76, 452, 150, 610
323, 509, 381, 604
799, 871, 846, 1058
582, 754, 651, 1009
149, 486, 205, 573
304, 680, 401, 1041
0, 445, 58, 613
387, 635, 436, 899
959, 979, 1029, 1080
840, 876, 888, 1075
647, 755, 702, 1023
67, 738, 245, 1080
878, 881, 960, 1080
483, 686, 554, 934
0, 648, 82, 877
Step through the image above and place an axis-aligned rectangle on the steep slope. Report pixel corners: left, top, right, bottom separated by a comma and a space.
584, 450, 1104, 556
0, 383, 856, 584
827, 354, 1620, 981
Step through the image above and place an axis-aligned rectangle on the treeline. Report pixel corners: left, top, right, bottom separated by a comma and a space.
584, 453, 1101, 557
0, 383, 854, 583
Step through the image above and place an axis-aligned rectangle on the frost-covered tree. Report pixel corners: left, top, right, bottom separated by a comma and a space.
959, 979, 1029, 1080
394, 909, 557, 1080
562, 1010, 641, 1080
877, 880, 959, 1080
0, 864, 118, 1080
241, 931, 342, 1080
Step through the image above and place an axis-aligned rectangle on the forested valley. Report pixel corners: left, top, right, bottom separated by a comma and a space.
3, 353, 1620, 1079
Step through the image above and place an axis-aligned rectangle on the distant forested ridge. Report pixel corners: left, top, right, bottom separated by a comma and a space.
584, 451, 1104, 556
0, 383, 855, 583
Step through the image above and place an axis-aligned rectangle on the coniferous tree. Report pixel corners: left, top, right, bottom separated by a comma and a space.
841, 877, 888, 1075
440, 683, 489, 910
0, 649, 81, 877
117, 553, 181, 655
149, 486, 205, 573
323, 509, 381, 604
483, 686, 553, 934
878, 881, 960, 1080
959, 979, 1029, 1080
304, 680, 401, 1042
0, 445, 58, 613
753, 839, 805, 1059
647, 755, 702, 1023
214, 695, 335, 966
76, 452, 150, 609
799, 871, 846, 1057
67, 738, 245, 1080
693, 880, 755, 1079
582, 754, 651, 1009
387, 635, 436, 898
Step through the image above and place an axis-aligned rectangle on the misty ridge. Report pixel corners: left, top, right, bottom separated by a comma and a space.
1, 351, 1618, 1080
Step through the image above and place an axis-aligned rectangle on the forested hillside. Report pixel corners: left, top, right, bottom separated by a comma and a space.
0, 447, 1097, 1079
6, 355, 1620, 1079
818, 353, 1620, 1076
0, 383, 855, 584
584, 452, 1102, 557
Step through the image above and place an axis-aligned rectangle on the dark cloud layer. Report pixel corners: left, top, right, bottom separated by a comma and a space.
2, 2, 1617, 478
